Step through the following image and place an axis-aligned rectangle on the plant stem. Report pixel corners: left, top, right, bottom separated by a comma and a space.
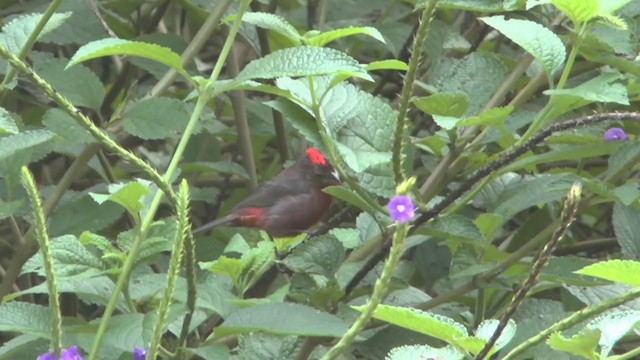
321, 222, 409, 360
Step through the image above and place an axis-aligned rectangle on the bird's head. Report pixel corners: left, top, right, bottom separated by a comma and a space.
303, 147, 340, 187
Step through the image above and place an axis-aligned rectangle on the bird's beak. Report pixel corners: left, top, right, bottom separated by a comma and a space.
331, 169, 340, 182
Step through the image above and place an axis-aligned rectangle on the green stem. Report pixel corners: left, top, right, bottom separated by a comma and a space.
148, 181, 190, 360
321, 222, 409, 359
20, 167, 62, 356
392, 0, 438, 183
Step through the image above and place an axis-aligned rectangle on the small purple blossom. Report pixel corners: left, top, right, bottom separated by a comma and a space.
604, 127, 627, 141
37, 346, 83, 360
387, 195, 415, 223
133, 347, 147, 360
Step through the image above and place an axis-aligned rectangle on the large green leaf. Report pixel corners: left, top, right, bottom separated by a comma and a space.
43, 109, 94, 144
612, 203, 640, 259
0, 12, 71, 54
236, 46, 372, 83
122, 97, 190, 140
67, 38, 190, 80
0, 302, 51, 339
283, 235, 345, 277
481, 16, 565, 78
232, 12, 301, 45
21, 234, 104, 278
214, 302, 348, 338
576, 259, 640, 286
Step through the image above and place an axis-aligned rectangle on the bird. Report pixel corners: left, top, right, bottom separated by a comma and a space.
193, 148, 340, 237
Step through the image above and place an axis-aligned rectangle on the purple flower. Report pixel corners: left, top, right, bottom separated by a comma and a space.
37, 346, 83, 360
37, 353, 57, 360
387, 195, 415, 223
133, 347, 147, 360
604, 127, 627, 141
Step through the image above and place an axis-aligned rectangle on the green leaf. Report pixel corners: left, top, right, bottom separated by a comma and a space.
504, 143, 620, 171
303, 26, 385, 47
236, 46, 372, 83
48, 195, 124, 236
323, 185, 377, 215
89, 181, 150, 220
413, 92, 469, 117
429, 53, 508, 115
386, 345, 463, 360
79, 313, 150, 353
613, 182, 640, 206
67, 38, 190, 80
356, 304, 485, 354
547, 329, 600, 360
181, 161, 250, 179
575, 259, 640, 286
431, 0, 505, 11
475, 213, 504, 241
0, 130, 56, 163
231, 12, 301, 45
275, 76, 396, 196
0, 12, 72, 54
598, 0, 634, 15
0, 107, 19, 135
607, 142, 640, 181
475, 319, 516, 353
612, 203, 640, 259
214, 302, 348, 338
552, 0, 599, 25
42, 109, 94, 144
365, 59, 409, 72
458, 106, 514, 127
587, 310, 640, 356
283, 235, 345, 277
122, 97, 190, 140
200, 256, 245, 285
545, 73, 629, 117
420, 215, 485, 244
0, 302, 51, 339
33, 53, 105, 111
481, 16, 566, 77
21, 234, 104, 278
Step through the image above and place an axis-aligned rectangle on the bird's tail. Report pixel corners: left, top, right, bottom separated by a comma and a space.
192, 214, 237, 235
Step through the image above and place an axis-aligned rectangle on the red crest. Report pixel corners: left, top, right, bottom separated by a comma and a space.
306, 148, 327, 165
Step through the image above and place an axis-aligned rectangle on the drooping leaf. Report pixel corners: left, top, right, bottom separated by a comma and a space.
575, 259, 640, 286
303, 26, 385, 47
214, 302, 349, 338
547, 329, 600, 360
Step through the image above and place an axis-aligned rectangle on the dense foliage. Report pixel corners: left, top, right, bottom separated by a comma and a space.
1, 0, 640, 359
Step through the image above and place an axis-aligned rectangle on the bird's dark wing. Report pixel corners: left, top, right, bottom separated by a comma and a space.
232, 181, 302, 210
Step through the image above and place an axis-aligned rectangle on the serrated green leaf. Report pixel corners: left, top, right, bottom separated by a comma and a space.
214, 302, 348, 338
0, 302, 51, 339
329, 228, 361, 249
67, 38, 190, 80
386, 345, 463, 360
200, 256, 245, 284
413, 92, 469, 117
303, 26, 385, 47
545, 74, 629, 117
0, 107, 19, 135
33, 54, 104, 111
547, 329, 600, 360
613, 182, 640, 206
275, 76, 396, 196
475, 319, 516, 352
283, 235, 345, 277
504, 143, 621, 171
612, 203, 640, 259
42, 108, 94, 144
231, 12, 301, 45
475, 213, 503, 241
432, 0, 505, 11
21, 234, 104, 278
366, 59, 409, 72
236, 46, 372, 82
481, 16, 566, 77
122, 97, 189, 140
429, 53, 508, 115
0, 12, 72, 54
89, 181, 149, 220
0, 130, 56, 163
355, 304, 485, 354
48, 196, 124, 236
575, 259, 640, 286
458, 106, 513, 127
552, 0, 599, 24
587, 310, 640, 356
